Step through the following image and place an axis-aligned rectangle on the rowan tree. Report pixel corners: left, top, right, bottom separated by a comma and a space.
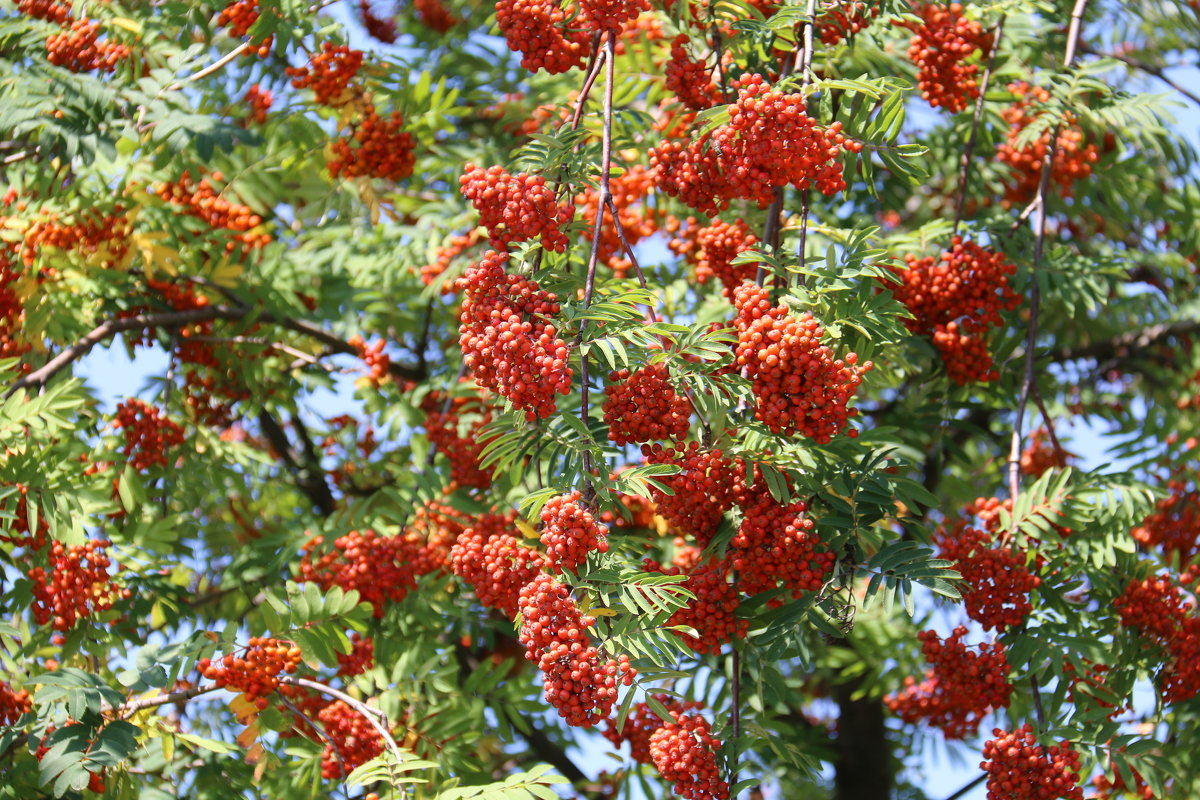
0, 1, 1199, 799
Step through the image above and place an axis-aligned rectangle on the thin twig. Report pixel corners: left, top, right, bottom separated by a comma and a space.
953, 16, 1007, 236
570, 34, 607, 132
278, 695, 351, 797
279, 677, 406, 766
1079, 44, 1200, 107
943, 773, 987, 800
166, 41, 251, 91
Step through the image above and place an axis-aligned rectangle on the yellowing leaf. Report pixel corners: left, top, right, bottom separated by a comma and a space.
237, 724, 260, 750
207, 256, 245, 288
515, 519, 539, 539
588, 607, 618, 617
230, 694, 260, 724
130, 232, 181, 276
109, 17, 142, 34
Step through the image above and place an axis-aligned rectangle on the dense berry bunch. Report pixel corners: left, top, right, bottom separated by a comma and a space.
336, 633, 375, 677
1131, 473, 1200, 561
0, 680, 32, 725
460, 164, 574, 252
217, 0, 273, 55
113, 399, 186, 471
898, 3, 993, 113
22, 207, 132, 270
516, 574, 635, 726
580, 0, 649, 32
649, 712, 730, 800
1020, 427, 1072, 477
649, 131, 728, 218
29, 539, 119, 631
732, 480, 835, 599
451, 529, 545, 618
887, 238, 1020, 384
884, 627, 1013, 739
646, 557, 745, 654
936, 523, 1040, 631
359, 0, 398, 42
575, 165, 662, 276
815, 1, 879, 45
421, 230, 482, 289
996, 82, 1098, 204
298, 530, 419, 617
414, 0, 459, 31
286, 43, 364, 107
689, 218, 759, 296
16, 0, 72, 24
328, 107, 417, 181
457, 250, 573, 420
198, 638, 302, 708
539, 491, 609, 573
317, 701, 384, 777
602, 694, 703, 763
665, 35, 720, 110
733, 281, 870, 441
603, 364, 691, 445
242, 84, 273, 125
980, 725, 1083, 800
402, 500, 468, 577
156, 171, 271, 254
46, 19, 130, 73
641, 442, 737, 544
495, 0, 589, 74
1114, 573, 1200, 703
422, 393, 495, 490
348, 334, 390, 386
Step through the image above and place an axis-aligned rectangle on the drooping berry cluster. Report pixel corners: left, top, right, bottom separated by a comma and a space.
328, 106, 417, 181
156, 171, 271, 255
886, 237, 1020, 384
358, 0, 398, 41
16, 0, 72, 24
198, 638, 302, 709
1130, 461, 1200, 561
336, 633, 375, 677
317, 700, 385, 777
298, 530, 419, 618
113, 399, 186, 471
286, 43, 364, 107
936, 522, 1040, 631
884, 627, 1013, 739
21, 206, 133, 271
414, 0, 459, 32
495, 0, 589, 74
665, 35, 720, 110
1114, 573, 1200, 704
403, 500, 470, 577
457, 250, 573, 420
1020, 427, 1072, 477
815, 1, 879, 45
0, 680, 32, 725
421, 230, 482, 290
242, 84, 273, 125
29, 539, 120, 631
516, 574, 635, 726
996, 82, 1098, 205
217, 0, 273, 56
451, 527, 546, 618
347, 334, 390, 386
580, 0, 650, 33
539, 491, 609, 573
649, 712, 730, 800
651, 74, 860, 215
980, 725, 1083, 800
45, 18, 130, 73
422, 392, 495, 490
897, 3, 993, 113
0, 488, 49, 551
688, 218, 759, 297
733, 281, 871, 442
645, 555, 745, 654
603, 364, 691, 445
641, 442, 737, 544
732, 478, 835, 599
460, 164, 574, 253
603, 694, 703, 763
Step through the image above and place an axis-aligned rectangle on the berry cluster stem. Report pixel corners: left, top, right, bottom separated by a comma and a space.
952, 15, 1006, 236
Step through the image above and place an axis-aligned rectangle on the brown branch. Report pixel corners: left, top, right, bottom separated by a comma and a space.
1079, 44, 1200, 107
105, 685, 222, 718
1051, 318, 1200, 363
278, 676, 407, 767
953, 16, 1006, 236
943, 773, 987, 800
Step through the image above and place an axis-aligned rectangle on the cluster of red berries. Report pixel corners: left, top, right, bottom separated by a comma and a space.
113, 399, 186, 471
652, 74, 859, 215
317, 700, 385, 777
1132, 473, 1200, 561
996, 82, 1098, 205
422, 392, 495, 490
0, 680, 32, 725
242, 84, 273, 126
1020, 427, 1072, 477
602, 364, 692, 445
156, 171, 271, 255
217, 0, 273, 57
460, 164, 574, 253
29, 539, 122, 631
347, 334, 390, 386
198, 638, 302, 709
641, 442, 736, 544
887, 238, 1020, 384
936, 523, 1040, 631
897, 3, 993, 113
665, 34, 720, 110
1114, 572, 1200, 703
421, 230, 482, 290
16, 0, 71, 24
733, 281, 871, 441
732, 479, 835, 599
815, 1, 879, 45
286, 43, 364, 107
329, 106, 417, 181
580, 0, 649, 33
688, 218, 759, 297
495, 0, 589, 74
22, 207, 132, 271
539, 491, 610, 573
451, 528, 546, 618
603, 694, 702, 763
298, 530, 419, 618
980, 725, 1083, 800
516, 574, 635, 727
402, 500, 471, 577
415, 0, 459, 31
45, 18, 130, 73
358, 0, 397, 42
34, 724, 109, 792
884, 627, 1013, 739
646, 555, 745, 654
457, 250, 573, 420
336, 633, 375, 677
649, 712, 730, 800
